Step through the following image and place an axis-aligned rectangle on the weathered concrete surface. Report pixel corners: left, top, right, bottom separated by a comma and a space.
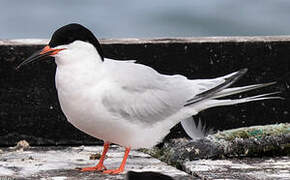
0, 145, 289, 180
184, 156, 290, 180
0, 145, 191, 179
0, 37, 289, 146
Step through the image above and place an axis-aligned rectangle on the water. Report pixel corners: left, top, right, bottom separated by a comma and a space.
1, 0, 290, 39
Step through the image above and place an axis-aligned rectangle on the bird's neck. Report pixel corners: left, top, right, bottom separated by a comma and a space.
54, 54, 104, 93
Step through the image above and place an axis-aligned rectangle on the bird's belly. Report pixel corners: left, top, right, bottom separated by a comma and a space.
57, 89, 169, 149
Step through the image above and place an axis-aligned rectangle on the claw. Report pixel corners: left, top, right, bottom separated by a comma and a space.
80, 164, 107, 172
79, 142, 110, 172
102, 168, 124, 174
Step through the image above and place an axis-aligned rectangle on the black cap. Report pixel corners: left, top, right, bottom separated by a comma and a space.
48, 23, 104, 60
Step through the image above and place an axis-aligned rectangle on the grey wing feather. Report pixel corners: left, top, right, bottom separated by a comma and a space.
185, 68, 248, 106
102, 59, 193, 125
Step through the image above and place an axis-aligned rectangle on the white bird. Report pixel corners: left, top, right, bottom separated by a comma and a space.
17, 23, 282, 174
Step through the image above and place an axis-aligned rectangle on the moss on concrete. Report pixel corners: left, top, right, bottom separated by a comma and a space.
212, 123, 290, 141
139, 146, 174, 163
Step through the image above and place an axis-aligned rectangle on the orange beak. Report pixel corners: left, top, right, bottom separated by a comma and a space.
40, 45, 66, 55
16, 45, 65, 69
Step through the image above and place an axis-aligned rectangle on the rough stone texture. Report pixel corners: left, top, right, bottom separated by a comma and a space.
0, 145, 288, 180
0, 37, 289, 146
184, 156, 290, 180
0, 145, 192, 179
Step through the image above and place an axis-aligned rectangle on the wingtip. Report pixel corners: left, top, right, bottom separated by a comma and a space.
265, 81, 277, 86
15, 65, 21, 71
239, 68, 248, 75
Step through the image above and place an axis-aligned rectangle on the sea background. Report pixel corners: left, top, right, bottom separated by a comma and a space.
1, 0, 290, 39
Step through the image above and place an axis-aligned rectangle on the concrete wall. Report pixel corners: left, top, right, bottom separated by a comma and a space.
0, 37, 289, 146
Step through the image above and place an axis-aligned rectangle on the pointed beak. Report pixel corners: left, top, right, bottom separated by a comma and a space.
16, 45, 65, 70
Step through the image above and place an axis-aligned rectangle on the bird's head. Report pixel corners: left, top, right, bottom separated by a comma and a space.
17, 23, 104, 69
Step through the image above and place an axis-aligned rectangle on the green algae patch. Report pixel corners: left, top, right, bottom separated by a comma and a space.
207, 123, 290, 157
212, 123, 290, 141
139, 146, 176, 165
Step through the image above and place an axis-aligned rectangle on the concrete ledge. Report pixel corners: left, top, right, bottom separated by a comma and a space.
0, 37, 289, 146
0, 145, 288, 179
184, 156, 290, 180
0, 145, 191, 179
102, 36, 290, 43
3, 36, 290, 45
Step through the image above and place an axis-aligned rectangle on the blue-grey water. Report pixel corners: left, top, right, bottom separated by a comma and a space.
1, 0, 290, 39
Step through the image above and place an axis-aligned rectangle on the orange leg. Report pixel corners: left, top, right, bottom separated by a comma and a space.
81, 142, 110, 172
103, 147, 131, 174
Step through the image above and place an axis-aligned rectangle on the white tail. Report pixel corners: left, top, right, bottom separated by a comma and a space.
181, 69, 283, 139
181, 117, 213, 140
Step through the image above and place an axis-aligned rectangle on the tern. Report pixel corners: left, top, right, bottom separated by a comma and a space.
17, 23, 282, 174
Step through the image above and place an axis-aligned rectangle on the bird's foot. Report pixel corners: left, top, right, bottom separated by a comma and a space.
102, 168, 124, 174
80, 164, 107, 172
